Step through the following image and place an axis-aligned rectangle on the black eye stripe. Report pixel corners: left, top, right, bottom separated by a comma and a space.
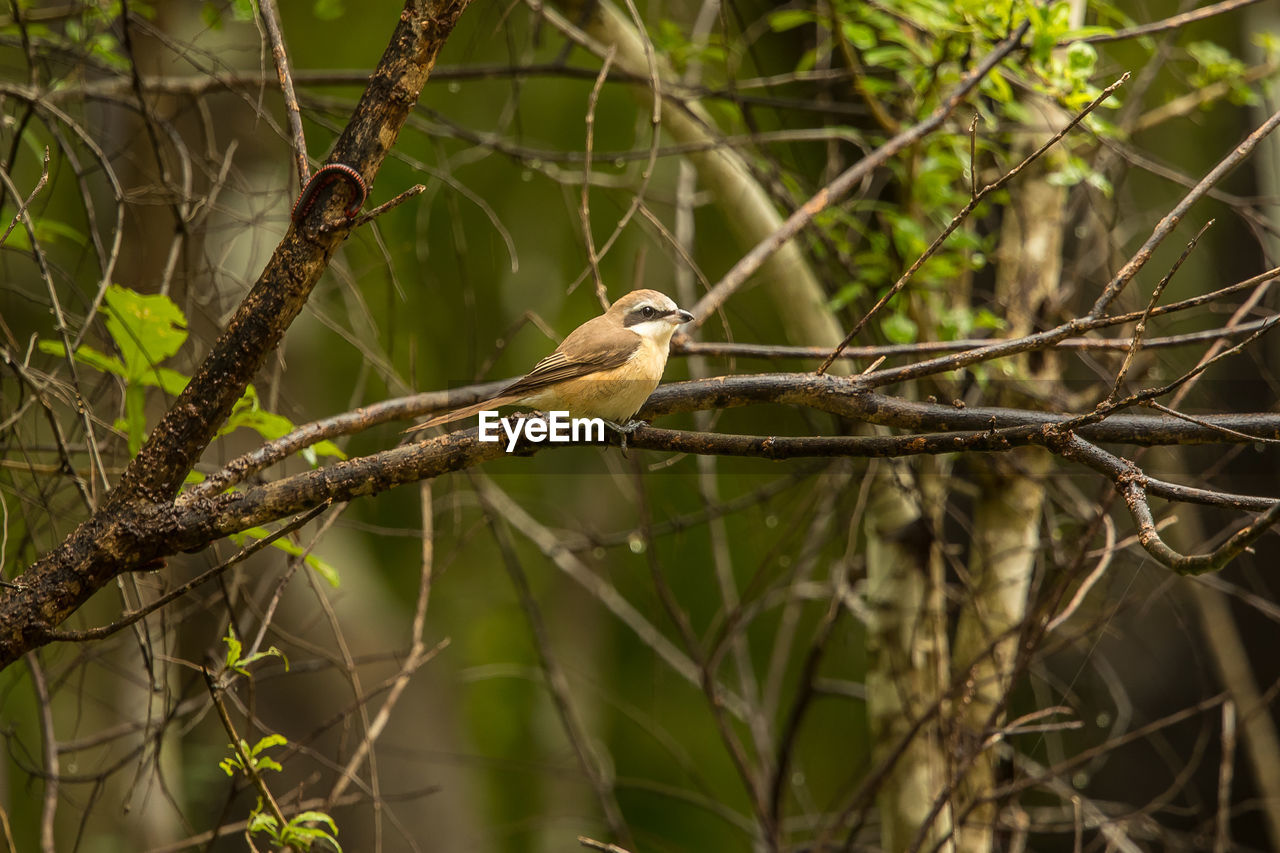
624, 305, 668, 326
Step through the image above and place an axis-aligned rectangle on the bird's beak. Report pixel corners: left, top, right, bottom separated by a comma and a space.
671, 309, 694, 325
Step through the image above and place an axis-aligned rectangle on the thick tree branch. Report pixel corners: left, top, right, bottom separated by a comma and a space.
641, 376, 1280, 445
187, 374, 1280, 504
47, 419, 1280, 579
119, 0, 468, 503
10, 370, 1280, 664
0, 0, 472, 672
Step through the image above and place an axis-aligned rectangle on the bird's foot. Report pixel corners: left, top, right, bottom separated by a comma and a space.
601, 419, 645, 456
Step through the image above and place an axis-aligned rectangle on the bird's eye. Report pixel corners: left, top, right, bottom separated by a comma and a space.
641, 306, 656, 318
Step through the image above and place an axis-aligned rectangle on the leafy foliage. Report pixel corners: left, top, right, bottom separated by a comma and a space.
1187, 41, 1258, 106
218, 630, 341, 851
222, 624, 288, 677
39, 286, 343, 460
249, 807, 343, 852
218, 733, 287, 777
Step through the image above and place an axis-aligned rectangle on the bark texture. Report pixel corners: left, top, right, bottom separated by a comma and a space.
0, 0, 472, 671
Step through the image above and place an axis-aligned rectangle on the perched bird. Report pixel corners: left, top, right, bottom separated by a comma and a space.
407, 289, 694, 441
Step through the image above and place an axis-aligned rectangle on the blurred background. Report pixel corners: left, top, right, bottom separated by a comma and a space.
2, 0, 1280, 850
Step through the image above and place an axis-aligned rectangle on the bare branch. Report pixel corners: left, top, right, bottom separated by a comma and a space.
817, 73, 1129, 374
689, 17, 1034, 326
257, 0, 310, 188
1088, 103, 1280, 316
0, 144, 48, 247
0, 0, 474, 671
1071, 0, 1264, 44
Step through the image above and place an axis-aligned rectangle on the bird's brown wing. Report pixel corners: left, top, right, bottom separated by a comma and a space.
497, 317, 639, 399
405, 317, 639, 433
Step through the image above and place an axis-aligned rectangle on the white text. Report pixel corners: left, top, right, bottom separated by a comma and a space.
477, 411, 605, 452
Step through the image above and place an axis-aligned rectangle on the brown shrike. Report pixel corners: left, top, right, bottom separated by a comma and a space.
407, 289, 694, 440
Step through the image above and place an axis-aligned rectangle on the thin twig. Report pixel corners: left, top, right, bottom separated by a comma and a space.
580, 47, 618, 308
27, 654, 57, 853
1133, 59, 1278, 133
570, 0, 664, 300
202, 667, 291, 839
1061, 315, 1280, 432
0, 0, 476, 671
1216, 700, 1237, 853
350, 183, 428, 228
1073, 0, 1263, 44
1102, 220, 1212, 405
1169, 263, 1277, 411
861, 266, 1280, 387
968, 113, 979, 199
474, 475, 750, 719
183, 379, 507, 500
631, 461, 775, 845
477, 479, 634, 847
323, 480, 439, 811
258, 0, 309, 187
0, 144, 48, 247
39, 503, 330, 642
324, 636, 438, 805
0, 802, 15, 853
689, 17, 1034, 326
1046, 516, 1115, 633
675, 318, 1280, 360
1143, 400, 1280, 446
578, 837, 632, 853
1119, 476, 1280, 575
816, 74, 1128, 375
1089, 102, 1280, 317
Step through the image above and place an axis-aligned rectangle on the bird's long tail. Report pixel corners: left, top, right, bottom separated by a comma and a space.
403, 394, 523, 434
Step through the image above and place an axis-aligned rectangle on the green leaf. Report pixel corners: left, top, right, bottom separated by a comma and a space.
291, 812, 338, 833
38, 339, 190, 399
312, 440, 346, 461
248, 809, 279, 835
38, 340, 127, 377
795, 46, 820, 75
5, 215, 90, 251
1062, 25, 1114, 41
300, 440, 348, 468
302, 552, 341, 588
1065, 41, 1096, 75
145, 367, 191, 396
221, 407, 295, 441
37, 217, 87, 246
768, 10, 816, 33
863, 45, 910, 68
101, 285, 188, 382
201, 2, 224, 29
230, 525, 341, 587
219, 387, 340, 456
313, 0, 344, 20
282, 811, 341, 852
840, 21, 876, 50
250, 733, 288, 756
882, 313, 917, 344
223, 625, 288, 675
255, 756, 283, 773
229, 0, 256, 21
973, 309, 1005, 331
223, 625, 244, 670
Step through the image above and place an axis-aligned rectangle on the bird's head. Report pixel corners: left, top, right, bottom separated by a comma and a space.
608, 289, 694, 344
